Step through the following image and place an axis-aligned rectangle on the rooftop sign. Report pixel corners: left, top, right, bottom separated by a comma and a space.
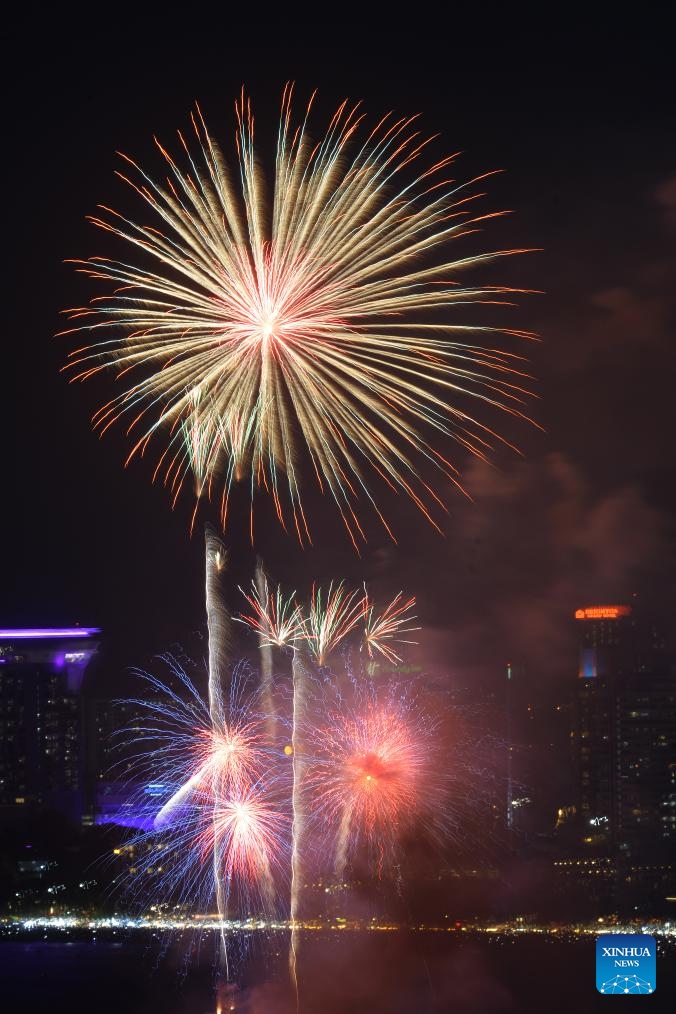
574, 606, 631, 621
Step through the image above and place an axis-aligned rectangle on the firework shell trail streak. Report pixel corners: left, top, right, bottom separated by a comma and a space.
290, 640, 311, 1006
254, 558, 276, 741
204, 525, 230, 977
334, 800, 354, 882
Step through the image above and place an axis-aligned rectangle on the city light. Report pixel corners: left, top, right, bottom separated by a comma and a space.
0, 628, 100, 639
3, 914, 675, 941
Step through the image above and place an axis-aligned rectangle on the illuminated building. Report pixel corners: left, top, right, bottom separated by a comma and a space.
85, 697, 168, 828
93, 780, 169, 830
0, 627, 100, 822
573, 605, 676, 856
500, 662, 572, 838
86, 697, 149, 787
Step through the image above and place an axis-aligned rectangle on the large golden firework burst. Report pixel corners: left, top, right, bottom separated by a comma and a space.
63, 85, 535, 548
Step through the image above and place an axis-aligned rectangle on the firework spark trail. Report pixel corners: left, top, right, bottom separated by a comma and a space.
62, 86, 536, 549
236, 579, 418, 668
182, 386, 221, 499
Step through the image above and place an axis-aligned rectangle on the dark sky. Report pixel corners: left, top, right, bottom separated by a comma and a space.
4, 29, 675, 685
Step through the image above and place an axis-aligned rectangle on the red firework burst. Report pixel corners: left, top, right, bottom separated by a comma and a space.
199, 787, 290, 885
306, 689, 437, 872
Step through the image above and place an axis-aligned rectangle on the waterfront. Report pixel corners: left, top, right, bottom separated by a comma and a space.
2, 930, 675, 1013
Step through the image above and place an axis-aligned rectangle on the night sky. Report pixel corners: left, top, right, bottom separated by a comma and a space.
4, 29, 675, 688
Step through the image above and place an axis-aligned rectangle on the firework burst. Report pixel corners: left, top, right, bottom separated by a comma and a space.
115, 657, 290, 919
303, 581, 367, 665
202, 785, 289, 893
62, 85, 535, 547
236, 577, 304, 648
236, 579, 419, 668
363, 591, 420, 664
304, 679, 446, 878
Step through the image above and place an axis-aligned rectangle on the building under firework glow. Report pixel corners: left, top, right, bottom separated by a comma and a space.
85, 696, 170, 829
573, 605, 676, 856
0, 628, 100, 823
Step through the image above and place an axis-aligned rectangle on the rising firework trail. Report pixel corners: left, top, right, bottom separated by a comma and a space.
289, 640, 312, 1006
204, 527, 230, 973
205, 526, 229, 724
254, 560, 276, 740
236, 567, 304, 742
62, 85, 535, 549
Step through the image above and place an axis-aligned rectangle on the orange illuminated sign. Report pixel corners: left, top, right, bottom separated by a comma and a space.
574, 606, 631, 620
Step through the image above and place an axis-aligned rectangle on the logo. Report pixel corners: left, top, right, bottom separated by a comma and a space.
596, 934, 656, 994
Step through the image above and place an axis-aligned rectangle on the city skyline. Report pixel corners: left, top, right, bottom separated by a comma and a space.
2, 598, 673, 855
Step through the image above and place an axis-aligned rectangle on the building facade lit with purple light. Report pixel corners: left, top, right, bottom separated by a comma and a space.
87, 695, 170, 830
0, 628, 100, 822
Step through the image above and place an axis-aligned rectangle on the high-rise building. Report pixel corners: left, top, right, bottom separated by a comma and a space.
573, 605, 676, 857
0, 627, 100, 823
84, 696, 169, 829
